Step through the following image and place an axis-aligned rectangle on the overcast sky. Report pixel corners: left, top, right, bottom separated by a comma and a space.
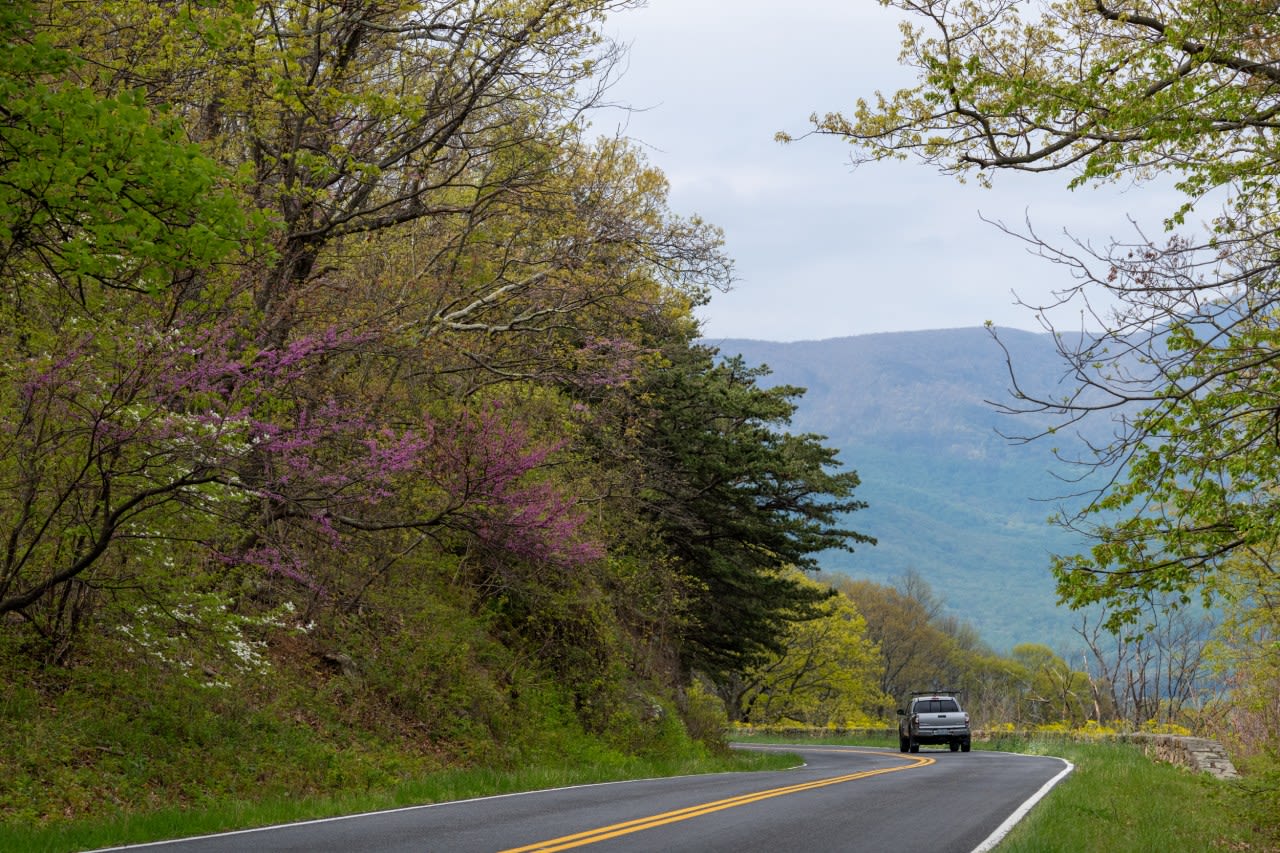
597, 0, 1191, 342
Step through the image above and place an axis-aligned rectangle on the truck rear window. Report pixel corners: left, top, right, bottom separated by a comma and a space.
916, 699, 960, 713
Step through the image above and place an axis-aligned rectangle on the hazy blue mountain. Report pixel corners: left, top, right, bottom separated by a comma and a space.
713, 327, 1106, 653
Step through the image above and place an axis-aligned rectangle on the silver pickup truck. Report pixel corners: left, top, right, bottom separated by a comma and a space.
897, 692, 971, 753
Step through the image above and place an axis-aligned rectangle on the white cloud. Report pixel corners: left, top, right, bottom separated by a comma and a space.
600, 1, 1205, 341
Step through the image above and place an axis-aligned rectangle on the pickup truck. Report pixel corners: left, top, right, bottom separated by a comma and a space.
898, 692, 971, 753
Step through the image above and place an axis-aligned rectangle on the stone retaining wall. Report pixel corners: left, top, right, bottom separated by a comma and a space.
1118, 733, 1240, 780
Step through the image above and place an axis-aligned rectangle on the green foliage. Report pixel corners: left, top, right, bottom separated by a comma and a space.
0, 3, 250, 291
0, 627, 433, 830
1205, 550, 1280, 762
729, 568, 887, 726
0, 0, 263, 652
0, 0, 867, 835
1010, 644, 1093, 726
801, 0, 1280, 759
626, 341, 873, 681
830, 573, 1111, 731
0, 572, 714, 832
834, 575, 960, 706
801, 0, 1280, 206
1051, 319, 1280, 627
1232, 751, 1280, 851
680, 677, 731, 750
796, 0, 1280, 601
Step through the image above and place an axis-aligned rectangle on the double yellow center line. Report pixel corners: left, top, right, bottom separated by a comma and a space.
500, 750, 934, 852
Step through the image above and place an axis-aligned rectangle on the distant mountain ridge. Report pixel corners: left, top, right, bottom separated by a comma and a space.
712, 327, 1098, 652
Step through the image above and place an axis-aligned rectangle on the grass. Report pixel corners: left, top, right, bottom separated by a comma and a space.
991, 736, 1278, 852
5, 624, 1274, 853
0, 624, 802, 853
0, 749, 798, 853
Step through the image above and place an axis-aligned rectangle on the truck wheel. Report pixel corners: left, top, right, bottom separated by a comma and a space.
909, 739, 919, 754
950, 741, 960, 752
899, 736, 909, 753
961, 739, 971, 753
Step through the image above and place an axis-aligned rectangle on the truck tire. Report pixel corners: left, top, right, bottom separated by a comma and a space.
950, 740, 960, 752
899, 735, 909, 753
961, 738, 971, 753
909, 738, 919, 753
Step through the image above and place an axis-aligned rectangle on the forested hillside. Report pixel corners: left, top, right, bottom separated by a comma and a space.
716, 329, 1098, 651
1, 0, 879, 827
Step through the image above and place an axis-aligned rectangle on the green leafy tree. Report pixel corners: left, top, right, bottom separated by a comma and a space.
0, 4, 248, 292
1206, 548, 1279, 754
834, 576, 955, 712
1011, 643, 1092, 726
0, 2, 257, 647
727, 568, 886, 726
790, 0, 1280, 198
46, 0, 640, 340
792, 0, 1280, 631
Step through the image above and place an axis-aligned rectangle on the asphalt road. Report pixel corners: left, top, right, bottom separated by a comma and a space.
97, 745, 1071, 853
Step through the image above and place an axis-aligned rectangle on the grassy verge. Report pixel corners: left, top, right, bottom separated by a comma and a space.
990, 736, 1277, 852
0, 749, 797, 853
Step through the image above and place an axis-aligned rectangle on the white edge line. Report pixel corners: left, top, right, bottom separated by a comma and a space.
86, 756, 811, 852
86, 778, 682, 851
969, 756, 1074, 853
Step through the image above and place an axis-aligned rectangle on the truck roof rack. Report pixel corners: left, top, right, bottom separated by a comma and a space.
909, 689, 963, 697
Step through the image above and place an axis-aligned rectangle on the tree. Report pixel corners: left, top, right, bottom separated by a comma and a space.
0, 2, 259, 648
311, 133, 730, 401
0, 4, 251, 296
724, 569, 886, 726
792, 0, 1280, 627
1075, 597, 1218, 728
0, 1, 673, 662
611, 340, 874, 683
833, 576, 954, 713
791, 0, 1280, 196
1205, 548, 1280, 755
45, 0, 640, 341
1011, 643, 1092, 726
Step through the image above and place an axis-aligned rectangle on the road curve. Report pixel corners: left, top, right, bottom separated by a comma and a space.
96, 744, 1070, 853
